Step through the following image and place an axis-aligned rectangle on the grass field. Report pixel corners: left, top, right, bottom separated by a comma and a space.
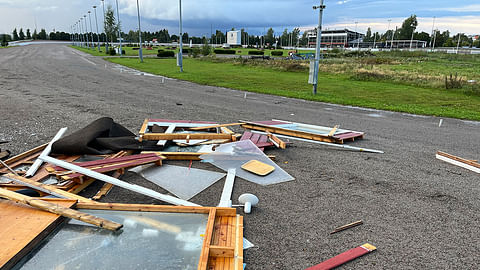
105, 56, 480, 120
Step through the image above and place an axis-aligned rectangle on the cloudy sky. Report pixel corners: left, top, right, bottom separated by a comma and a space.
0, 0, 479, 36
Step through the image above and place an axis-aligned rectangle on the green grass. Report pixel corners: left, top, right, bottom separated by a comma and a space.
104, 57, 480, 120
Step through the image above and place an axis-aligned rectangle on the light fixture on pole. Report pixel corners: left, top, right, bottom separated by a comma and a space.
409, 26, 416, 49
178, 0, 183, 72
115, 0, 122, 56
101, 0, 109, 52
93, 6, 101, 52
88, 11, 94, 48
83, 15, 90, 49
456, 33, 462, 54
430, 16, 436, 48
311, 0, 325, 95
80, 18, 85, 48
136, 0, 143, 62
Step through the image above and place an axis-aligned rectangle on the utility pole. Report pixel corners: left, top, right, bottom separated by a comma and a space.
355, 21, 359, 50
136, 0, 143, 62
93, 6, 101, 52
456, 33, 462, 54
391, 26, 396, 49
432, 29, 437, 51
88, 11, 94, 48
312, 0, 325, 95
430, 16, 436, 48
83, 15, 89, 48
101, 0, 109, 52
410, 26, 416, 50
115, 0, 122, 56
178, 0, 183, 72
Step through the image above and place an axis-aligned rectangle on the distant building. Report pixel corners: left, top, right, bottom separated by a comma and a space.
227, 30, 241, 46
305, 29, 364, 48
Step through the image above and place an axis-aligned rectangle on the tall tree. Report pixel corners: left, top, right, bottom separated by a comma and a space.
398, 15, 418, 40
281, 29, 288, 46
19, 28, 25, 40
12, 28, 19, 41
299, 31, 308, 46
38, 29, 47, 40
1, 34, 8, 47
364, 27, 372, 42
32, 29, 38, 39
26, 29, 31, 39
292, 28, 300, 46
104, 5, 119, 43
265, 27, 275, 46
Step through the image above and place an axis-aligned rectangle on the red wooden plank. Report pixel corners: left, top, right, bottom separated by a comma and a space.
256, 142, 274, 148
250, 133, 261, 144
334, 132, 364, 140
240, 131, 253, 141
51, 153, 159, 172
305, 244, 376, 270
257, 135, 268, 143
62, 156, 162, 179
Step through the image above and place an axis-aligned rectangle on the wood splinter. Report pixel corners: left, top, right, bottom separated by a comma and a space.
0, 188, 123, 231
330, 220, 363, 234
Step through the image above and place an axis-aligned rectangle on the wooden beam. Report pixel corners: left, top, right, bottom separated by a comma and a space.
141, 133, 235, 141
4, 174, 96, 203
240, 121, 340, 144
198, 208, 217, 270
0, 188, 122, 231
141, 151, 208, 161
138, 118, 150, 142
92, 183, 115, 200
436, 151, 480, 172
0, 144, 47, 173
234, 215, 244, 270
267, 133, 287, 149
209, 245, 234, 258
328, 125, 340, 137
188, 123, 243, 131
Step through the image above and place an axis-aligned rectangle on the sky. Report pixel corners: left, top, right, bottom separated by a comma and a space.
0, 0, 479, 37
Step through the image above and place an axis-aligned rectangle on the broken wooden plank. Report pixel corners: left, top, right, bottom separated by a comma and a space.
305, 243, 377, 270
189, 123, 243, 131
0, 188, 122, 231
142, 133, 235, 141
267, 133, 287, 149
330, 220, 363, 234
436, 151, 480, 174
4, 174, 96, 203
328, 125, 340, 137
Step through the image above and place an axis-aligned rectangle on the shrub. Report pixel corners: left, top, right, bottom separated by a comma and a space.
182, 48, 191, 53
214, 49, 236, 54
190, 47, 201, 58
201, 43, 211, 56
108, 48, 116, 56
248, 50, 264, 55
157, 50, 175, 58
271, 51, 283, 56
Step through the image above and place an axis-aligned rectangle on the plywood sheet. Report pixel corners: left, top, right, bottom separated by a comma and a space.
0, 198, 77, 270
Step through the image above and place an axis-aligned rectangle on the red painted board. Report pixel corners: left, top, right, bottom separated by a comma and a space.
334, 132, 364, 140
250, 133, 261, 144
240, 131, 253, 141
256, 142, 274, 148
257, 135, 269, 143
51, 153, 159, 172
305, 243, 376, 270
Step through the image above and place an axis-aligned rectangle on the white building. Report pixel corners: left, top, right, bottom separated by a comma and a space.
227, 30, 241, 46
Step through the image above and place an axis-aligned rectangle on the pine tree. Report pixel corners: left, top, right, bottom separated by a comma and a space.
12, 28, 19, 41
19, 28, 25, 40
26, 29, 31, 39
32, 29, 38, 39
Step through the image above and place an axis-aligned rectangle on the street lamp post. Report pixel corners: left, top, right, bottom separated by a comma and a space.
178, 0, 183, 72
80, 18, 85, 47
456, 33, 462, 54
83, 15, 90, 49
136, 0, 143, 62
88, 11, 94, 48
93, 6, 101, 52
312, 0, 325, 95
101, 0, 109, 52
409, 26, 416, 49
115, 0, 122, 56
355, 21, 359, 50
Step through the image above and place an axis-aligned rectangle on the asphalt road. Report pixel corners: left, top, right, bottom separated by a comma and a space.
1, 44, 480, 269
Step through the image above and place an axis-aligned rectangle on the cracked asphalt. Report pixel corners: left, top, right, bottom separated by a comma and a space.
1, 44, 479, 269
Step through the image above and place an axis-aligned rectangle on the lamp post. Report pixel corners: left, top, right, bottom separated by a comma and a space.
312, 0, 325, 95
88, 11, 94, 48
456, 33, 462, 54
101, 0, 109, 52
83, 15, 90, 49
80, 18, 85, 47
409, 26, 416, 50
355, 21, 359, 50
136, 0, 143, 62
93, 6, 101, 52
178, 0, 183, 72
115, 0, 122, 56
430, 16, 436, 48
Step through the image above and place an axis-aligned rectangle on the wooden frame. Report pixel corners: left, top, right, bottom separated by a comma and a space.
76, 202, 244, 270
138, 119, 236, 142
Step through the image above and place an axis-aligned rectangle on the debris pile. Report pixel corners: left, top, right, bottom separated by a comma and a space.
0, 117, 383, 269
